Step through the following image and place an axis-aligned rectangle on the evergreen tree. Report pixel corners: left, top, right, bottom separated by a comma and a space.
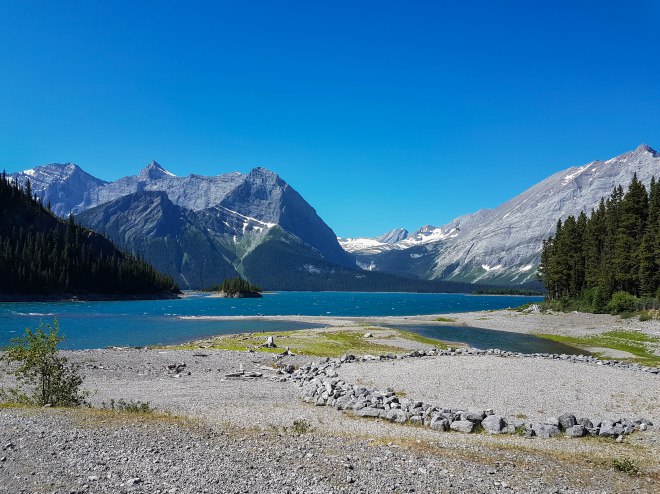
539, 174, 660, 311
0, 173, 179, 297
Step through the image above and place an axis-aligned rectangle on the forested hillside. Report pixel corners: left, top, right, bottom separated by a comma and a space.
0, 172, 179, 298
538, 174, 660, 311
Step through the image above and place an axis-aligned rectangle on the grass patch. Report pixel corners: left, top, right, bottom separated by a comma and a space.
434, 316, 456, 322
610, 457, 640, 475
166, 327, 449, 357
389, 330, 449, 349
0, 400, 37, 409
536, 331, 660, 366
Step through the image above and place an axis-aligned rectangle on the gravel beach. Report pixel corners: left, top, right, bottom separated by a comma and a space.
1, 310, 659, 493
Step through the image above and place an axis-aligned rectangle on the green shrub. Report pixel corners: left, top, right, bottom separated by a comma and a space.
638, 311, 652, 322
0, 320, 86, 406
611, 457, 640, 475
292, 418, 311, 434
101, 398, 154, 414
607, 291, 638, 315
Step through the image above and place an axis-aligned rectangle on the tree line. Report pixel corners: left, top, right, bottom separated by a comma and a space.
204, 276, 262, 295
0, 172, 179, 296
538, 173, 660, 312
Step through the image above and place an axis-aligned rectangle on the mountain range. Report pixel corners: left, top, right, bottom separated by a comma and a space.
339, 144, 660, 284
8, 144, 659, 289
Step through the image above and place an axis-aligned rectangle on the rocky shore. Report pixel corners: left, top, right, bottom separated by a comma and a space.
1, 310, 659, 493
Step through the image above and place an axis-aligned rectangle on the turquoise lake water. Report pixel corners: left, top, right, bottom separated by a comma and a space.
0, 291, 554, 351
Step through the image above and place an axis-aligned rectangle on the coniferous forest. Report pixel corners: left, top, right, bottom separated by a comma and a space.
538, 174, 660, 312
203, 276, 262, 295
0, 172, 179, 297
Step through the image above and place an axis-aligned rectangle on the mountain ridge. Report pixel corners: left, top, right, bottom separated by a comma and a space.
341, 143, 660, 284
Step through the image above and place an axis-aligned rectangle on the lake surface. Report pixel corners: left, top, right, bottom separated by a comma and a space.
0, 291, 548, 350
384, 324, 583, 355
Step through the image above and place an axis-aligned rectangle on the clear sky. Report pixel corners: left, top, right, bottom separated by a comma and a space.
1, 1, 659, 238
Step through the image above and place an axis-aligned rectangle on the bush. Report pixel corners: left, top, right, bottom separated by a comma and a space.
611, 457, 640, 475
101, 398, 154, 414
0, 320, 86, 406
580, 287, 609, 313
607, 291, 638, 314
292, 418, 311, 434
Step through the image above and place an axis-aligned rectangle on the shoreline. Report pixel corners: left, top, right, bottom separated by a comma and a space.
0, 291, 181, 303
177, 308, 660, 338
2, 309, 659, 492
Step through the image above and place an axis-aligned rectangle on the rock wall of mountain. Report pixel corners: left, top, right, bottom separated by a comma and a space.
345, 144, 660, 284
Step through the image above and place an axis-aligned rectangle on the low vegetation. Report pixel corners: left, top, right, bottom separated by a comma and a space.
0, 320, 87, 406
173, 327, 448, 357
433, 316, 456, 322
536, 330, 660, 366
101, 398, 155, 414
291, 418, 312, 434
610, 457, 640, 475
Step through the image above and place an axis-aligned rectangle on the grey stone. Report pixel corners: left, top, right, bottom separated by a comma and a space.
544, 417, 560, 427
534, 424, 561, 438
385, 409, 408, 423
450, 420, 476, 433
481, 415, 505, 434
430, 417, 450, 432
558, 414, 577, 431
577, 418, 593, 429
357, 407, 381, 418
461, 412, 484, 424
599, 421, 616, 437
408, 416, 423, 426
564, 425, 585, 438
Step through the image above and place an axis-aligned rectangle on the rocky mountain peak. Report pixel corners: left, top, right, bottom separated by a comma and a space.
375, 228, 409, 244
248, 166, 280, 180
634, 143, 658, 156
139, 161, 175, 180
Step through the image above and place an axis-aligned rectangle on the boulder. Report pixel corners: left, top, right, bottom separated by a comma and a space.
565, 425, 585, 438
450, 420, 476, 433
533, 424, 561, 438
558, 414, 577, 431
599, 421, 616, 438
544, 417, 560, 428
481, 415, 505, 434
577, 418, 593, 429
386, 409, 408, 423
430, 416, 450, 432
409, 416, 423, 426
357, 407, 381, 418
461, 411, 485, 424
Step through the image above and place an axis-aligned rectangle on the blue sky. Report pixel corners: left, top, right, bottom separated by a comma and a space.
1, 1, 659, 237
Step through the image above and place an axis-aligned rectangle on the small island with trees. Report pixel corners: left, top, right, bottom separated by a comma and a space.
203, 276, 263, 298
